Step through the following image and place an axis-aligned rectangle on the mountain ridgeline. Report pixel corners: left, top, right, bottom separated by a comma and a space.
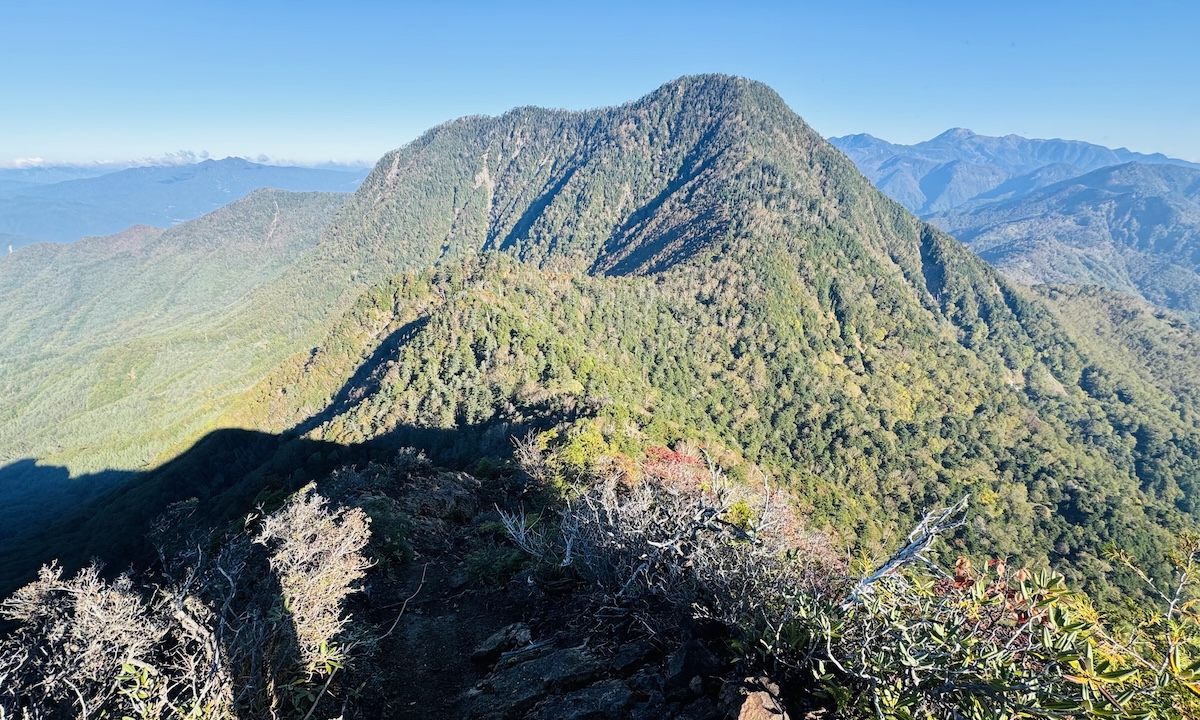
0, 158, 368, 247
831, 130, 1200, 327
3, 75, 1200, 611
830, 128, 1199, 217
934, 162, 1200, 325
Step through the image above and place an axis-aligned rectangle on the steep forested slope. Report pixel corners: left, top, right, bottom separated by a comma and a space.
0, 190, 348, 472
215, 239, 1200, 604
1037, 285, 1200, 419
246, 76, 1200, 599
4, 76, 1200, 609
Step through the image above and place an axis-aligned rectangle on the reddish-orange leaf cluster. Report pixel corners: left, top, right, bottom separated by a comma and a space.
645, 446, 703, 467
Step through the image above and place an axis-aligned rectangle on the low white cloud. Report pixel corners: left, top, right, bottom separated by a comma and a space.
79, 151, 214, 169
134, 150, 212, 166
4, 157, 48, 168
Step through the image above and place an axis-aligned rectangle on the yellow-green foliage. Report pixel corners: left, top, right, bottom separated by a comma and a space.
553, 422, 613, 481
225, 251, 1200, 606
725, 499, 754, 530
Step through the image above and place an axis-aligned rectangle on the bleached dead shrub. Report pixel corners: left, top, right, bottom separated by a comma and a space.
502, 446, 846, 649
504, 441, 1200, 718
0, 486, 371, 720
0, 563, 168, 719
255, 484, 372, 672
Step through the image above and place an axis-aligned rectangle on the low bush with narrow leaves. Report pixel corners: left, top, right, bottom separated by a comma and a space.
504, 440, 1200, 719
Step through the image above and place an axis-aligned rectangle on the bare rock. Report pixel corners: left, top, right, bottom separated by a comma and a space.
666, 639, 720, 689
628, 665, 665, 696
630, 697, 671, 720
446, 568, 469, 590
678, 695, 723, 720
610, 639, 656, 675
738, 690, 789, 720
405, 471, 481, 519
471, 622, 532, 665
400, 471, 483, 547
467, 647, 603, 719
528, 679, 635, 719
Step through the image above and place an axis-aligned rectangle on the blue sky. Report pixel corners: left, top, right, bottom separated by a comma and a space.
3, 0, 1197, 166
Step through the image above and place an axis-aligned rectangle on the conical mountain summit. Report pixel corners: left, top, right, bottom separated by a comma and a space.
3, 75, 1199, 608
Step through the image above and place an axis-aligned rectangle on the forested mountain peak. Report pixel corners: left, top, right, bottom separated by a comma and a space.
5, 76, 1200, 620
202, 76, 1200, 606
319, 74, 845, 278
8, 76, 1200, 717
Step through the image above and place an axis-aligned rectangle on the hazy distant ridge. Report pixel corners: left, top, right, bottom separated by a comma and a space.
832, 129, 1200, 325
830, 128, 1199, 216
0, 158, 369, 247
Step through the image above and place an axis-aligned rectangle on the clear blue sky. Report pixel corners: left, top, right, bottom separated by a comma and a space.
3, 0, 1197, 166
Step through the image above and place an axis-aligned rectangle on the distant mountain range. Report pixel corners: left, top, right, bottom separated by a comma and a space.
5, 76, 1200, 620
831, 129, 1200, 324
830, 128, 1200, 216
931, 162, 1200, 324
0, 165, 113, 197
0, 158, 369, 246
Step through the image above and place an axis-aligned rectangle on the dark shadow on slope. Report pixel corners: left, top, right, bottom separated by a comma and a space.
0, 458, 326, 719
0, 459, 127, 548
605, 206, 721, 277
0, 297, 597, 597
917, 226, 947, 305
593, 122, 726, 276
0, 428, 337, 597
289, 316, 430, 437
0, 413, 570, 598
491, 165, 580, 252
915, 161, 960, 215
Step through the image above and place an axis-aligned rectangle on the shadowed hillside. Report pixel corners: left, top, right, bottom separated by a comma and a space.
5, 74, 1200, 608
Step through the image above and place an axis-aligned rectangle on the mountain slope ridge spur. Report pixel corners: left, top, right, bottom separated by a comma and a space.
0, 189, 350, 473
833, 129, 1200, 326
2, 75, 1200, 618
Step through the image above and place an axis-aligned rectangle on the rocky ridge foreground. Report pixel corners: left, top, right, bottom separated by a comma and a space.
8, 75, 1200, 719
358, 456, 797, 720
463, 624, 789, 719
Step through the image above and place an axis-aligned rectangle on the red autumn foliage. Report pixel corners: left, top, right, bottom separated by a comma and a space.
645, 446, 704, 467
